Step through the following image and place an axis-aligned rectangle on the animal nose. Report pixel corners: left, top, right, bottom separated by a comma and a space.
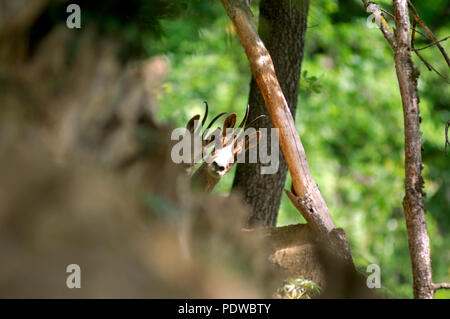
212, 161, 225, 172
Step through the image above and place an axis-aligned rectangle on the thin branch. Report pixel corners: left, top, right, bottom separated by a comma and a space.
380, 7, 395, 19
380, 6, 427, 40
410, 23, 432, 41
411, 19, 450, 84
380, 7, 427, 41
408, 0, 450, 68
412, 49, 450, 84
445, 120, 450, 156
432, 282, 450, 290
416, 36, 450, 51
363, 0, 439, 77
411, 19, 418, 52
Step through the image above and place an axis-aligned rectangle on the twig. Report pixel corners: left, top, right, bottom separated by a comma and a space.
411, 19, 450, 83
412, 49, 450, 84
445, 121, 450, 156
417, 36, 450, 51
379, 4, 431, 41
408, 0, 450, 68
432, 282, 450, 290
307, 24, 319, 29
412, 19, 418, 53
409, 23, 432, 41
380, 7, 395, 19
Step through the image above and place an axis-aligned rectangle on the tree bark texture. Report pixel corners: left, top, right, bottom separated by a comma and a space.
232, 0, 310, 227
393, 0, 433, 299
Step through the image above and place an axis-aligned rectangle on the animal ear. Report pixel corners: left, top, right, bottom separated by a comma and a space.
186, 114, 200, 134
244, 130, 261, 151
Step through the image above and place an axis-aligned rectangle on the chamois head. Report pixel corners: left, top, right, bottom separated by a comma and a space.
186, 102, 264, 191
184, 101, 227, 174
205, 105, 261, 179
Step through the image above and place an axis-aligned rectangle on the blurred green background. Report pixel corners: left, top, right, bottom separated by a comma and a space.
57, 0, 448, 298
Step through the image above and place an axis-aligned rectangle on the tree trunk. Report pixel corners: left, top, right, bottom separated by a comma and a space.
232, 0, 309, 227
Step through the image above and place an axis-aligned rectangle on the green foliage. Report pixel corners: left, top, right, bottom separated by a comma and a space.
31, 0, 192, 59
300, 70, 323, 94
153, 4, 251, 130
275, 278, 321, 299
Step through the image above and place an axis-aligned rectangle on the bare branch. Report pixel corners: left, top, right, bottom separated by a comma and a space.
411, 21, 450, 84
379, 7, 395, 19
412, 49, 450, 84
408, 0, 450, 68
416, 36, 450, 51
432, 282, 450, 290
